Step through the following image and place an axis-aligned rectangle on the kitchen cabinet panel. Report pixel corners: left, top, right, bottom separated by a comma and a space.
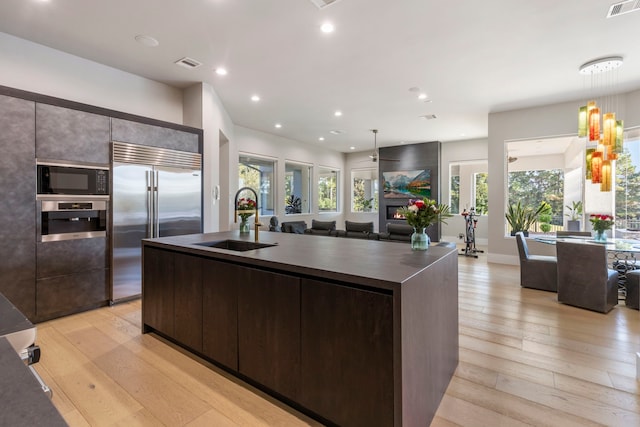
0, 95, 36, 319
142, 247, 175, 336
36, 268, 108, 321
36, 237, 108, 278
300, 279, 394, 427
238, 269, 300, 400
111, 118, 199, 153
202, 259, 238, 370
36, 103, 110, 164
173, 253, 202, 352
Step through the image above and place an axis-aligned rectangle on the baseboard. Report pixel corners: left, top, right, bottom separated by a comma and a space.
487, 253, 519, 266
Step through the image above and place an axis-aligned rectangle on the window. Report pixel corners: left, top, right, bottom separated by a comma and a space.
505, 137, 582, 235
238, 155, 275, 216
474, 172, 488, 215
616, 130, 640, 229
284, 161, 311, 214
318, 166, 339, 212
449, 161, 487, 215
351, 168, 378, 212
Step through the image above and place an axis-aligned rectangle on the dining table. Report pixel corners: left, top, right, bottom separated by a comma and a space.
534, 234, 640, 300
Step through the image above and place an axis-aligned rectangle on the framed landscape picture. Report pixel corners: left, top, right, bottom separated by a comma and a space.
382, 169, 431, 198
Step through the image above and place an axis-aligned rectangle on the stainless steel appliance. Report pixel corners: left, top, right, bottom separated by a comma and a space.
111, 142, 202, 303
37, 161, 109, 196
40, 199, 107, 242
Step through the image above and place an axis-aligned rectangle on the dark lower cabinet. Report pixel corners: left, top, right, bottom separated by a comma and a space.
143, 247, 175, 336
36, 269, 108, 320
238, 268, 301, 401
35, 238, 109, 322
202, 259, 238, 370
300, 278, 394, 427
173, 253, 203, 352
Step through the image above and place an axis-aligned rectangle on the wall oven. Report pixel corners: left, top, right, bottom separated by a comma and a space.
40, 200, 107, 242
37, 161, 109, 197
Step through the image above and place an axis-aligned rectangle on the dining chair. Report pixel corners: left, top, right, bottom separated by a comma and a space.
515, 232, 557, 292
556, 241, 618, 313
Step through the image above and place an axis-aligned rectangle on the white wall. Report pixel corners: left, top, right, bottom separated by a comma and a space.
183, 83, 235, 233
235, 126, 346, 231
0, 32, 183, 123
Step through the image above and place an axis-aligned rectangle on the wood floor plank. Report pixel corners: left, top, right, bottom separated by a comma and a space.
496, 373, 640, 426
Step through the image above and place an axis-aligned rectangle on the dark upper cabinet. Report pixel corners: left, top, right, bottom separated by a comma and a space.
237, 268, 301, 400
111, 118, 199, 153
36, 103, 110, 164
0, 95, 36, 319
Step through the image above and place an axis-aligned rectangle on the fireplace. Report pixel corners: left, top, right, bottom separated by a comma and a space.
386, 206, 407, 221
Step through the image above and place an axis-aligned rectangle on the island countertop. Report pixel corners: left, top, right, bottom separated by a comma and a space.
142, 231, 457, 291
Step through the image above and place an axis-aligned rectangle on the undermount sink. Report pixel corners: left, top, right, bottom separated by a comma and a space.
195, 239, 277, 251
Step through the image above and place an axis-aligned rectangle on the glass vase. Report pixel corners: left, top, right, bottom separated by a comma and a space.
239, 218, 250, 234
411, 227, 430, 251
593, 229, 607, 243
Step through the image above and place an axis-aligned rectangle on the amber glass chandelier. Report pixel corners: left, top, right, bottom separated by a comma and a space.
578, 56, 624, 192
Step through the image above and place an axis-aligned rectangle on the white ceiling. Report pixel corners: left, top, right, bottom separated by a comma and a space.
1, 0, 639, 153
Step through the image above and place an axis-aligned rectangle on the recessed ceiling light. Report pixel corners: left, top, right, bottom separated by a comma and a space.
251, 95, 260, 102
329, 130, 343, 134
579, 56, 623, 75
334, 110, 342, 117
349, 146, 355, 150
274, 123, 282, 129
135, 34, 159, 47
215, 67, 228, 76
318, 137, 325, 141
418, 93, 428, 100
321, 22, 335, 33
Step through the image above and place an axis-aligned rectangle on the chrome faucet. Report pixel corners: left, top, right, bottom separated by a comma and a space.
234, 187, 261, 242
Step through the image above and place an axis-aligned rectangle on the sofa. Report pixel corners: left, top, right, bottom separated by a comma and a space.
270, 217, 434, 243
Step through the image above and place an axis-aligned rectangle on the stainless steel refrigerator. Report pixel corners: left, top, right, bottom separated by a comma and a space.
111, 142, 202, 303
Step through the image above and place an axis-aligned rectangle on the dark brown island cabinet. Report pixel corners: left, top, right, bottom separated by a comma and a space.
142, 231, 459, 427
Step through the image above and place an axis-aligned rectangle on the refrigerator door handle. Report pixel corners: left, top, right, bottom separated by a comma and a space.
146, 170, 153, 238
154, 170, 160, 238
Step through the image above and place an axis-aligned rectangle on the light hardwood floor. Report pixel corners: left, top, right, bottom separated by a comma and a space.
33, 250, 640, 426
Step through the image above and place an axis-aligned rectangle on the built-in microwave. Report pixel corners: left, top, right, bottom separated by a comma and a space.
37, 162, 109, 196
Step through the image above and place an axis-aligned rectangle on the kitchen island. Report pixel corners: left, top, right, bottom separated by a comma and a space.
142, 231, 458, 427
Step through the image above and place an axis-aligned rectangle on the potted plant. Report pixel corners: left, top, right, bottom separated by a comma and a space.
505, 201, 548, 236
565, 200, 583, 231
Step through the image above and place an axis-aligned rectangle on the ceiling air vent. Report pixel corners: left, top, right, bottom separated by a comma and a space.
607, 0, 640, 18
420, 114, 437, 120
174, 57, 203, 69
309, 0, 342, 9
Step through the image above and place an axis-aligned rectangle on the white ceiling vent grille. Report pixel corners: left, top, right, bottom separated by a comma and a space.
174, 57, 203, 69
420, 114, 437, 120
309, 0, 342, 10
607, 0, 640, 18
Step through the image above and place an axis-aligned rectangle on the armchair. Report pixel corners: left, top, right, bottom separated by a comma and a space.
556, 241, 618, 313
515, 232, 557, 292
